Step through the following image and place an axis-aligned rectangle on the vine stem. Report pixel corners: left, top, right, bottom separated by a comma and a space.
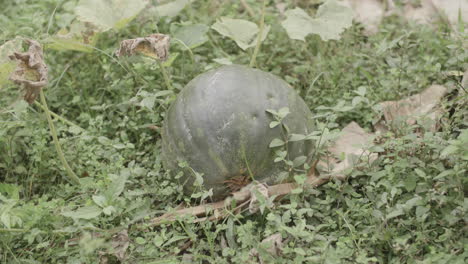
157, 61, 173, 90
39, 89, 81, 185
33, 101, 84, 131
249, 0, 267, 68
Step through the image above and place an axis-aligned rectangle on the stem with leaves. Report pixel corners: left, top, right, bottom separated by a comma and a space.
39, 89, 81, 185
249, 0, 266, 68
157, 60, 173, 90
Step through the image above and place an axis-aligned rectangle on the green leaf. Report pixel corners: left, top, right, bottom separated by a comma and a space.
155, 0, 190, 18
270, 121, 280, 128
289, 134, 306, 142
269, 138, 285, 148
386, 208, 404, 220
281, 0, 353, 41
106, 169, 130, 200
403, 174, 417, 192
293, 156, 307, 167
211, 17, 270, 50
62, 206, 102, 219
172, 23, 209, 50
75, 0, 148, 31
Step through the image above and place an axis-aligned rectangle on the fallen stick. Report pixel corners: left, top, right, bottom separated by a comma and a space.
150, 172, 330, 226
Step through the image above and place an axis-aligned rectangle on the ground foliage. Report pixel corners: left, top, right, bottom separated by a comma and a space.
0, 0, 467, 263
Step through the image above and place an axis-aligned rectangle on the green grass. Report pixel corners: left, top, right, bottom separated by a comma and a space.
0, 0, 467, 263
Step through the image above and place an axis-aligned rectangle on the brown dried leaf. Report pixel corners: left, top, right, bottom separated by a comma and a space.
377, 85, 447, 132
249, 233, 283, 264
116, 33, 170, 61
319, 122, 377, 180
342, 0, 385, 35
8, 39, 48, 104
248, 183, 269, 214
111, 229, 129, 261
404, 0, 438, 25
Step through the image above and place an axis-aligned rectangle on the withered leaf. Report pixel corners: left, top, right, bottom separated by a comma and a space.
249, 233, 283, 264
116, 33, 170, 61
319, 122, 377, 180
377, 85, 447, 132
342, 0, 384, 35
9, 39, 48, 104
111, 229, 129, 261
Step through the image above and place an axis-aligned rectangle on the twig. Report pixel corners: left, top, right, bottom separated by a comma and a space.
240, 0, 255, 17
150, 171, 330, 226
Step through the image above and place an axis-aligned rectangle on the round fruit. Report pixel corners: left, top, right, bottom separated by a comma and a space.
162, 65, 314, 199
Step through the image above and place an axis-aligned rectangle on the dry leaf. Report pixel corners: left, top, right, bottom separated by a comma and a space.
404, 0, 467, 27
8, 39, 48, 104
116, 33, 170, 61
404, 0, 438, 25
462, 69, 468, 90
319, 122, 377, 180
248, 183, 269, 214
342, 0, 385, 35
111, 229, 129, 261
432, 0, 468, 26
377, 85, 447, 132
249, 233, 283, 264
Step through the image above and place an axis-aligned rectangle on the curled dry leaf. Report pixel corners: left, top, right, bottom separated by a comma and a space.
248, 183, 269, 214
111, 229, 129, 261
9, 39, 48, 104
319, 122, 377, 180
377, 85, 447, 132
342, 0, 385, 35
116, 33, 170, 61
404, 0, 438, 25
249, 233, 283, 264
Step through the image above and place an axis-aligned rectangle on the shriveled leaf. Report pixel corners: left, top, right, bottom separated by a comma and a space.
172, 23, 209, 50
319, 122, 377, 180
75, 0, 148, 31
46, 22, 98, 52
8, 39, 48, 104
111, 229, 129, 261
342, 0, 384, 35
248, 183, 269, 214
0, 38, 22, 88
377, 85, 447, 132
155, 0, 190, 18
61, 205, 102, 219
249, 233, 283, 262
281, 0, 353, 41
432, 0, 468, 25
212, 17, 270, 50
404, 0, 438, 25
116, 34, 170, 61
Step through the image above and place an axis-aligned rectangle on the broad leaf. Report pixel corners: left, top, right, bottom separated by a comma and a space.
62, 205, 102, 219
75, 0, 148, 31
155, 0, 190, 18
172, 23, 209, 50
281, 0, 353, 41
212, 17, 270, 50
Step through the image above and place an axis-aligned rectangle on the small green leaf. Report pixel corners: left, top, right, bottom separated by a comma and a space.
270, 121, 280, 128
292, 156, 307, 167
269, 138, 285, 148
212, 17, 270, 50
281, 0, 353, 41
386, 209, 404, 220
403, 174, 417, 192
289, 134, 306, 142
